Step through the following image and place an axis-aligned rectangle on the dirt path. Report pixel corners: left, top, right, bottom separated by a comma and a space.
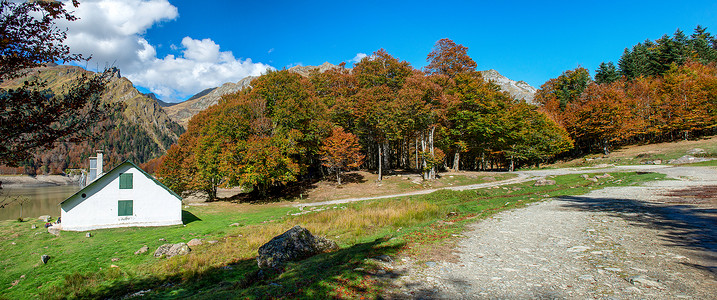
295, 173, 538, 208
385, 165, 717, 299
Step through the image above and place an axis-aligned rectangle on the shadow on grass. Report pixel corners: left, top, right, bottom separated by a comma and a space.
558, 192, 717, 271
60, 237, 407, 299
182, 210, 201, 225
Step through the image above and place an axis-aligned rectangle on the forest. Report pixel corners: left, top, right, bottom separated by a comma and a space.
156, 39, 573, 199
538, 26, 717, 155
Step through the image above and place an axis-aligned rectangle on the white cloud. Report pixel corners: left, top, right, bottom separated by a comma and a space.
267, 48, 274, 54
58, 0, 272, 101
349, 53, 368, 64
128, 37, 272, 100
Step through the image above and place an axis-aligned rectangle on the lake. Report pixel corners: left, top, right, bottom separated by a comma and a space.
0, 185, 81, 221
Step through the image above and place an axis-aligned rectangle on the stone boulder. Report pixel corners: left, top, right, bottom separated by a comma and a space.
154, 243, 191, 258
187, 238, 202, 247
257, 225, 339, 269
135, 245, 149, 255
534, 179, 556, 186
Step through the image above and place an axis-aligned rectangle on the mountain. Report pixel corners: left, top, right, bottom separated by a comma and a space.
288, 62, 340, 77
0, 65, 184, 174
163, 76, 255, 127
479, 69, 537, 103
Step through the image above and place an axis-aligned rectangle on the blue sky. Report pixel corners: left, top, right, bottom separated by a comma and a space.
61, 0, 717, 102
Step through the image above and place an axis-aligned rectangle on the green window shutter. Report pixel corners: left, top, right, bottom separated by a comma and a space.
118, 200, 133, 216
119, 173, 133, 189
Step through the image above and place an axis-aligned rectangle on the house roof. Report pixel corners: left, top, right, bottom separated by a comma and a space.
60, 160, 182, 205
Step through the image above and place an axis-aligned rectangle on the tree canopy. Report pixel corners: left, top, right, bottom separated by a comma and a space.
158, 40, 572, 200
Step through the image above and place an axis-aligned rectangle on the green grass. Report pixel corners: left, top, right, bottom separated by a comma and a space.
0, 171, 666, 299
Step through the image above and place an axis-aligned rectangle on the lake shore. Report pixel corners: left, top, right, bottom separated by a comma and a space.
0, 175, 81, 188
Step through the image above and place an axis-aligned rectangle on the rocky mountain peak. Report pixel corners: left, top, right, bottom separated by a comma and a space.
479, 69, 537, 104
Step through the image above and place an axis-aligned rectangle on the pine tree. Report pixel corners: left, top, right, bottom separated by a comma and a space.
595, 62, 621, 84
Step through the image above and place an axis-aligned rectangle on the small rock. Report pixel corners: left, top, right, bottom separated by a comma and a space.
187, 238, 202, 247
586, 177, 598, 182
375, 255, 394, 263
425, 261, 437, 268
158, 238, 166, 241
11, 242, 16, 245
605, 267, 622, 272
86, 232, 92, 238
41, 255, 50, 264
446, 212, 459, 218
154, 243, 191, 258
31, 224, 36, 229
135, 245, 149, 255
567, 246, 591, 252
627, 275, 662, 288
595, 173, 613, 179
47, 226, 60, 236
207, 240, 218, 244
580, 174, 589, 179
578, 275, 595, 281
687, 148, 706, 155
110, 265, 119, 268
534, 179, 556, 186
229, 223, 241, 227
39, 215, 51, 222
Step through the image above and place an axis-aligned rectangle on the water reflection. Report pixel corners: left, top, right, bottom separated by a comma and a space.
0, 186, 81, 221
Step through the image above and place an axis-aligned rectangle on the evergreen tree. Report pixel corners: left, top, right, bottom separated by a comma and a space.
595, 62, 621, 84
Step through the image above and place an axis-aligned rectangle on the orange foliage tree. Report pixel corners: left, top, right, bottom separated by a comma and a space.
319, 127, 364, 185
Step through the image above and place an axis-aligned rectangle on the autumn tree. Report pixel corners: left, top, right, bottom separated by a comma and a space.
352, 49, 413, 180
425, 38, 477, 78
0, 0, 112, 166
319, 127, 364, 185
563, 82, 635, 155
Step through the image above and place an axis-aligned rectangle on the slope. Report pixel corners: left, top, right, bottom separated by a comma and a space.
0, 65, 184, 174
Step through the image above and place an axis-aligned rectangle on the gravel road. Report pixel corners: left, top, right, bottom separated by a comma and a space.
385, 165, 717, 299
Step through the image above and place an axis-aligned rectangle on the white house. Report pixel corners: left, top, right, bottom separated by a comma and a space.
60, 160, 183, 231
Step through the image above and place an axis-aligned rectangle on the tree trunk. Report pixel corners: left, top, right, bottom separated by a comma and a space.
336, 170, 342, 185
415, 138, 419, 170
378, 143, 383, 181
429, 126, 436, 180
603, 138, 610, 155
509, 155, 515, 172
453, 152, 460, 171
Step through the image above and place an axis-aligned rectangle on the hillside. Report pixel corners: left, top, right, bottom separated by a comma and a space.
0, 65, 184, 174
163, 76, 255, 127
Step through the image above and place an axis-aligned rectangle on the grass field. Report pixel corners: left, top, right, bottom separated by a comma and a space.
0, 171, 666, 299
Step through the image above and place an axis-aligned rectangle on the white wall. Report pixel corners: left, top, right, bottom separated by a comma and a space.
61, 163, 182, 231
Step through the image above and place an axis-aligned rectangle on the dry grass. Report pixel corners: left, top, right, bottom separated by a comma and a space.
294, 199, 443, 243
293, 170, 514, 203
548, 135, 717, 168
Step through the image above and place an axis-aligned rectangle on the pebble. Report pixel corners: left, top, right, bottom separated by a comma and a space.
425, 261, 437, 268
567, 246, 591, 252
578, 275, 595, 281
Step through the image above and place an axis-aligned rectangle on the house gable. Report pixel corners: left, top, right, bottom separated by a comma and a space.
60, 160, 183, 231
